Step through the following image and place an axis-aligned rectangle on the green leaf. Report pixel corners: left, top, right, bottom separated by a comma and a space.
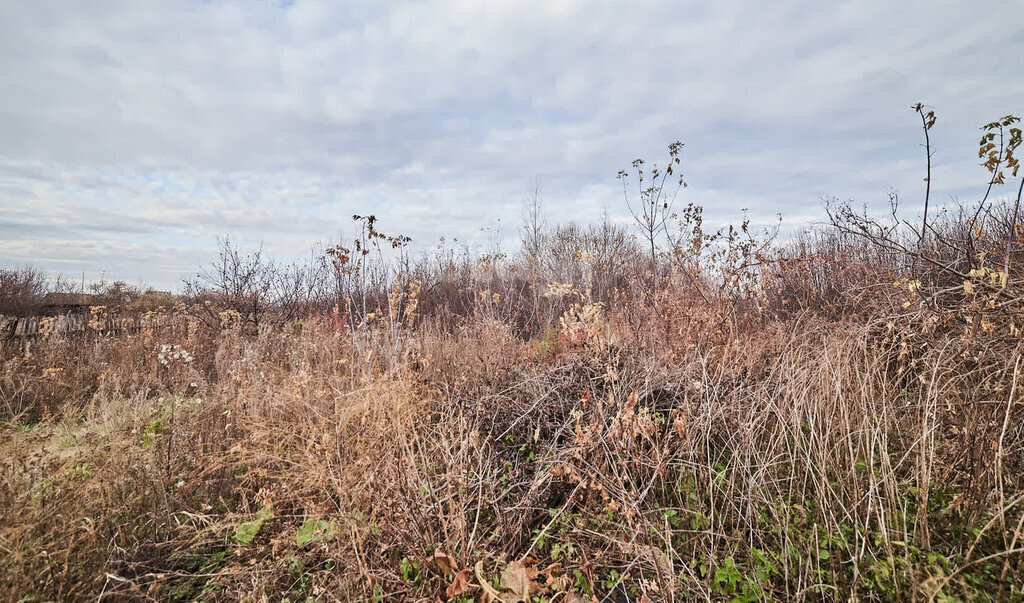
233, 503, 274, 544
296, 518, 337, 547
233, 520, 261, 544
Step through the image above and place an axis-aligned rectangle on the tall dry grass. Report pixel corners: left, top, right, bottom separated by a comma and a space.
3, 193, 1024, 601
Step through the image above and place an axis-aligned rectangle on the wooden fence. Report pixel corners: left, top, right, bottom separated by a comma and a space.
2, 314, 178, 339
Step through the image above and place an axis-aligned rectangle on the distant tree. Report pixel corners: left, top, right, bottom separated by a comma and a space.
520, 181, 547, 269
185, 237, 275, 328
0, 266, 48, 317
618, 141, 687, 283
90, 280, 140, 308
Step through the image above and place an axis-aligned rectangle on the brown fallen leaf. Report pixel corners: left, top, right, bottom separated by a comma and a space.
446, 568, 472, 599
431, 548, 459, 577
543, 562, 570, 592
501, 558, 540, 602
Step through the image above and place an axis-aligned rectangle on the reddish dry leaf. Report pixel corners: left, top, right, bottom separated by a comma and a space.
445, 568, 472, 599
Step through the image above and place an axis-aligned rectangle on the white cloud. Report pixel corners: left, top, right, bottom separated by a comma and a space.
0, 0, 1021, 289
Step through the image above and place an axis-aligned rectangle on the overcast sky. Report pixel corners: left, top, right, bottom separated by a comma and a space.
1, 0, 1022, 290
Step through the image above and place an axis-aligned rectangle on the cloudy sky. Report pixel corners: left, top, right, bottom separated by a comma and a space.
1, 0, 1022, 290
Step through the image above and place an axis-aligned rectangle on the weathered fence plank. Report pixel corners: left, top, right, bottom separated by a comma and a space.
2, 314, 178, 339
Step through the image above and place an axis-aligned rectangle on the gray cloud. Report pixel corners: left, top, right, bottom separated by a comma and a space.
1, 0, 1022, 289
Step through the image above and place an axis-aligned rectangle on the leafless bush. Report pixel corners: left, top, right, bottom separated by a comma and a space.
0, 265, 48, 317
184, 236, 276, 329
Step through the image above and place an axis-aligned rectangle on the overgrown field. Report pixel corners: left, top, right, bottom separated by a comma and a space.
4, 120, 1024, 600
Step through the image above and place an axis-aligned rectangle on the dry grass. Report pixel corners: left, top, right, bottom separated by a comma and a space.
3, 213, 1024, 602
